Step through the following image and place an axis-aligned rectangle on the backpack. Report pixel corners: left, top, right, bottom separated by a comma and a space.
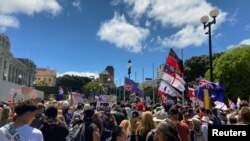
66, 123, 86, 141
191, 131, 204, 141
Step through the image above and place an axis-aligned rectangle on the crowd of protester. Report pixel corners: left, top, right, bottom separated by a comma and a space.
0, 97, 249, 141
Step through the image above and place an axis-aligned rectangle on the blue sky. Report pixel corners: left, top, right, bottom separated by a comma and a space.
1, 0, 250, 85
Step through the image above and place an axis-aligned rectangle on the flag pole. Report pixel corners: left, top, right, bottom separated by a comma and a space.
181, 49, 184, 106
142, 67, 145, 103
123, 77, 126, 102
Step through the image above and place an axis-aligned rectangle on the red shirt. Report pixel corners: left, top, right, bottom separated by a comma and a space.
177, 122, 190, 141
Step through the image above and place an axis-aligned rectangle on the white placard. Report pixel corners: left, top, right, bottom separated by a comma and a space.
96, 95, 117, 112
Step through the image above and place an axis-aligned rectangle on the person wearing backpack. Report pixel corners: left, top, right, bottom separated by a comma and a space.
66, 106, 100, 141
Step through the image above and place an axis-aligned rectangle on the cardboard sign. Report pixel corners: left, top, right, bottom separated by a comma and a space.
96, 95, 117, 112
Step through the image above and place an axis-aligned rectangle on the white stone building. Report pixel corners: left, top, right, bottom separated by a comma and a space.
0, 34, 36, 86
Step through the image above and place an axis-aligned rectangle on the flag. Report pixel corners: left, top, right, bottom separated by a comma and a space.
57, 86, 64, 101
228, 99, 236, 110
158, 80, 182, 97
164, 64, 186, 85
166, 48, 184, 75
161, 94, 167, 103
214, 101, 228, 111
125, 77, 136, 91
197, 78, 224, 103
124, 77, 144, 96
204, 89, 211, 110
237, 97, 241, 110
161, 72, 185, 92
188, 87, 195, 98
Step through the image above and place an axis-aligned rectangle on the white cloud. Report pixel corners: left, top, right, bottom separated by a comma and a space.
227, 39, 250, 49
158, 25, 205, 48
72, 0, 81, 11
0, 0, 61, 16
97, 13, 150, 53
0, 0, 61, 30
240, 39, 250, 45
124, 0, 150, 18
57, 71, 99, 79
227, 8, 238, 26
0, 15, 19, 31
147, 0, 226, 49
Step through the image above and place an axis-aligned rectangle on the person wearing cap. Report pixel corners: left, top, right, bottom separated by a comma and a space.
200, 116, 210, 141
190, 118, 205, 141
167, 107, 191, 141
0, 100, 44, 141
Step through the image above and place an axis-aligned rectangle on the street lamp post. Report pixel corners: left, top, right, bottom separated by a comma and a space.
18, 74, 22, 85
107, 78, 111, 94
128, 59, 132, 79
3, 73, 7, 80
200, 9, 219, 82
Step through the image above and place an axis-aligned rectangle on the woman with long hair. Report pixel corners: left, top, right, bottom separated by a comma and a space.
136, 111, 156, 141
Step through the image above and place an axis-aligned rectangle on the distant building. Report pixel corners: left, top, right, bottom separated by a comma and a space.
0, 34, 36, 86
157, 64, 165, 79
35, 68, 56, 86
99, 66, 115, 88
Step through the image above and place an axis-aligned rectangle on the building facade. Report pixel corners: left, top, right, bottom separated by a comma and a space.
99, 66, 115, 88
157, 64, 165, 79
35, 68, 56, 86
0, 34, 36, 86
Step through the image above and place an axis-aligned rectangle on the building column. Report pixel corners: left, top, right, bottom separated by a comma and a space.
8, 64, 12, 82
0, 56, 3, 80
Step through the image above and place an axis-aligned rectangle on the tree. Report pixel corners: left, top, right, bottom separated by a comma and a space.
184, 53, 223, 86
205, 46, 250, 100
56, 75, 91, 93
82, 81, 100, 98
184, 55, 209, 86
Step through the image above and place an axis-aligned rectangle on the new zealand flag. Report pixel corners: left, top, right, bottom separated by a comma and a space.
125, 77, 144, 97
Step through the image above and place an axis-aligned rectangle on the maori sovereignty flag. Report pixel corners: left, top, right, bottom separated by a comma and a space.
166, 48, 184, 76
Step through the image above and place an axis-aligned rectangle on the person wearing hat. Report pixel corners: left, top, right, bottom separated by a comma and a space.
0, 100, 44, 141
200, 116, 210, 141
153, 110, 168, 124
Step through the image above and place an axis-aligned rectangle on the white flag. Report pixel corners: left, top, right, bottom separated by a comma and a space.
162, 72, 185, 92
214, 101, 228, 111
158, 80, 182, 97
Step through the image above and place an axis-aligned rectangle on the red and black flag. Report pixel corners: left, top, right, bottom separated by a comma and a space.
165, 48, 184, 76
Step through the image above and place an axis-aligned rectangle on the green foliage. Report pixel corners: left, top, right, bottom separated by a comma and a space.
82, 81, 100, 98
34, 80, 50, 86
206, 46, 250, 100
184, 55, 209, 86
56, 75, 91, 93
184, 53, 223, 86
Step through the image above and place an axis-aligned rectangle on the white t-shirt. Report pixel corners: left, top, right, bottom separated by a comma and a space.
0, 124, 44, 141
